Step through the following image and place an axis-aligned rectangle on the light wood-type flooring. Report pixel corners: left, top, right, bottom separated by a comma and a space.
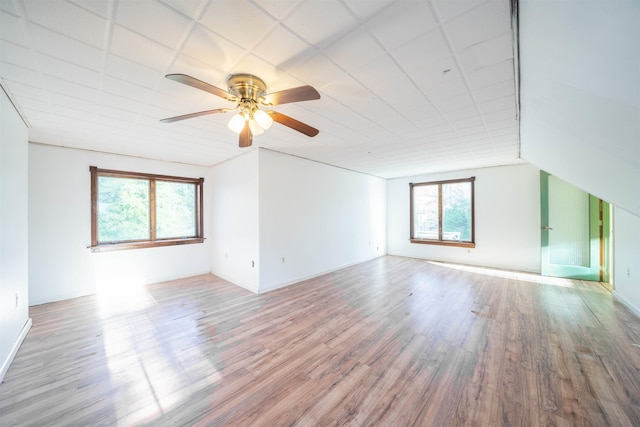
2, 256, 640, 426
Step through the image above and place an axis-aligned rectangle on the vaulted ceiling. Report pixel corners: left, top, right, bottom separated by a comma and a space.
0, 0, 522, 178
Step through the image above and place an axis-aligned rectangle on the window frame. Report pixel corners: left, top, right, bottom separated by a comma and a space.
90, 166, 204, 252
409, 176, 476, 248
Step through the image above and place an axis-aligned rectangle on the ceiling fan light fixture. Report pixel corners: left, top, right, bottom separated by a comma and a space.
228, 113, 245, 134
249, 119, 264, 136
254, 109, 273, 130
162, 73, 320, 147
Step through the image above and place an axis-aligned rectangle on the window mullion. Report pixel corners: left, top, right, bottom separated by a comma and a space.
438, 183, 443, 241
150, 179, 156, 241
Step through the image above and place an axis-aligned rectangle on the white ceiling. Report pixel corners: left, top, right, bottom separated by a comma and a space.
0, 0, 522, 178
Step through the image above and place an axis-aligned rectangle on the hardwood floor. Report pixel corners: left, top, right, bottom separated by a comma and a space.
2, 256, 640, 426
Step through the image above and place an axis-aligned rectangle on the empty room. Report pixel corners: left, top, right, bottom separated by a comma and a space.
1, 0, 639, 425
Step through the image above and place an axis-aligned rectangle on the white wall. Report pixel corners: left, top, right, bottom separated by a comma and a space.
258, 149, 386, 292
519, 0, 640, 217
387, 164, 541, 272
0, 87, 31, 381
209, 150, 260, 292
28, 143, 211, 305
613, 208, 640, 317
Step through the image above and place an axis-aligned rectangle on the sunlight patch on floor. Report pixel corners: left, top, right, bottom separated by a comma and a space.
428, 261, 578, 288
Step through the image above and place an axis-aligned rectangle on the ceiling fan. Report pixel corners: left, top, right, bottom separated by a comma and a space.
160, 73, 321, 148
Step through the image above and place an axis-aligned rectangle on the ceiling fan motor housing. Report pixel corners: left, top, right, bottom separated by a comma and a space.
227, 74, 267, 102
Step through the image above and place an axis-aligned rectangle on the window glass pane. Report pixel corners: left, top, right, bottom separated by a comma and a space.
442, 182, 471, 241
413, 185, 439, 239
98, 176, 149, 242
156, 181, 196, 239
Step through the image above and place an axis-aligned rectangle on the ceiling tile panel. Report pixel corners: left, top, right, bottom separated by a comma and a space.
43, 75, 98, 103
253, 0, 299, 20
159, 0, 204, 19
181, 24, 246, 71
24, 0, 107, 48
446, 1, 511, 50
343, 0, 395, 20
30, 25, 103, 70
473, 80, 515, 103
1, 0, 520, 177
477, 95, 515, 114
37, 54, 101, 87
284, 0, 354, 46
290, 54, 345, 89
0, 61, 40, 86
101, 75, 153, 104
1, 39, 37, 71
1, 80, 47, 101
230, 53, 279, 86
458, 33, 513, 73
200, 0, 275, 49
392, 28, 451, 67
168, 53, 229, 85
432, 0, 486, 22
68, 0, 111, 18
13, 96, 50, 114
467, 59, 514, 90
105, 54, 161, 89
252, 25, 311, 68
110, 25, 174, 71
324, 26, 386, 73
366, 1, 438, 50
1, 10, 29, 46
115, 0, 191, 49
350, 54, 406, 93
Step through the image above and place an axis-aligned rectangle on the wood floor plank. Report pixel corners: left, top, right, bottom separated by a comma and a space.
2, 256, 640, 426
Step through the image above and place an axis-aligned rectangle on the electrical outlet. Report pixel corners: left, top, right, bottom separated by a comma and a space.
15, 293, 19, 309
281, 257, 285, 263
628, 268, 631, 278
251, 260, 255, 268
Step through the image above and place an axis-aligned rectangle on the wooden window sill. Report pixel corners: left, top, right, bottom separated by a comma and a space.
410, 239, 475, 248
90, 238, 204, 253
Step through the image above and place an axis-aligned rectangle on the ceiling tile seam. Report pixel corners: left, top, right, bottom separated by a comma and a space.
348, 7, 486, 154
10, 1, 56, 123
340, 23, 435, 139
361, 25, 464, 153
248, 0, 301, 22
93, 0, 119, 127
430, 0, 490, 26
428, 0, 510, 155
137, 4, 208, 131
284, 50, 404, 142
159, 0, 210, 22
228, 20, 310, 80
303, 16, 438, 144
341, 0, 401, 24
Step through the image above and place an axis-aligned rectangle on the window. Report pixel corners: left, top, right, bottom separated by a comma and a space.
90, 166, 204, 252
410, 177, 475, 247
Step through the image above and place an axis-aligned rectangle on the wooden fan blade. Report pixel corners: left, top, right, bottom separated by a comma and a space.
160, 108, 229, 123
267, 111, 319, 137
166, 74, 235, 101
239, 121, 253, 147
263, 85, 320, 106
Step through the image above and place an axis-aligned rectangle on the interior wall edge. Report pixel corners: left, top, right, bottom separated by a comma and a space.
0, 318, 31, 383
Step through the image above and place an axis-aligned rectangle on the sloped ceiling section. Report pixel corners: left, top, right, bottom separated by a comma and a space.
0, 0, 521, 178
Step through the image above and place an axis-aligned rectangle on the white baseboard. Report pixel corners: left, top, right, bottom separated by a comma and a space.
0, 317, 32, 383
614, 291, 640, 320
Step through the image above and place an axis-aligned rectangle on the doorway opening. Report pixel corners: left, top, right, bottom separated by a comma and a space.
540, 171, 611, 285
